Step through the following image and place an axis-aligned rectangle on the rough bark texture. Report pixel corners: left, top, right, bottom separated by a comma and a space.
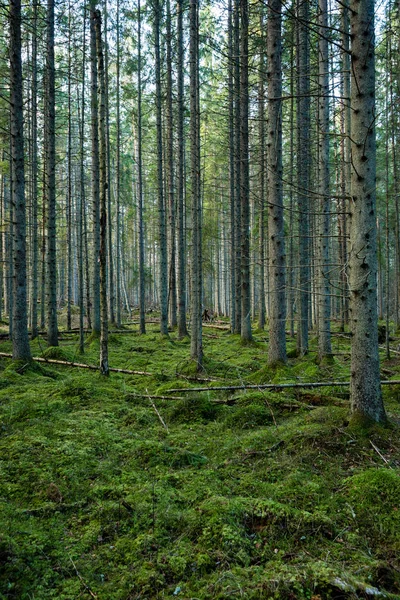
137, 0, 146, 334
340, 1, 350, 329
166, 0, 177, 329
94, 9, 109, 376
228, 0, 236, 333
189, 0, 203, 369
296, 0, 310, 356
257, 9, 266, 332
348, 0, 386, 423
317, 0, 332, 361
10, 0, 31, 360
31, 0, 39, 340
267, 0, 286, 365
239, 0, 252, 343
177, 0, 188, 338
154, 0, 169, 336
233, 0, 241, 334
45, 0, 58, 347
91, 0, 101, 335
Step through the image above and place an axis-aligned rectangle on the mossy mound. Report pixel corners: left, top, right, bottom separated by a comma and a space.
346, 469, 400, 547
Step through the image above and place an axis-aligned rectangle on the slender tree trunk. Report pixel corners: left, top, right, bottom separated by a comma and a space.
31, 0, 39, 339
258, 7, 265, 332
233, 0, 241, 334
46, 0, 58, 347
190, 0, 203, 369
78, 9, 87, 353
104, 0, 115, 327
137, 0, 146, 333
339, 0, 350, 330
239, 0, 252, 343
348, 0, 386, 423
267, 0, 286, 364
9, 0, 31, 360
228, 0, 236, 332
67, 0, 73, 331
176, 0, 187, 338
91, 0, 101, 335
166, 0, 177, 328
317, 0, 332, 361
94, 9, 109, 375
296, 0, 310, 356
154, 0, 169, 336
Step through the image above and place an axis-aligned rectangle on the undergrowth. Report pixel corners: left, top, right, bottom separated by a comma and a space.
0, 321, 399, 599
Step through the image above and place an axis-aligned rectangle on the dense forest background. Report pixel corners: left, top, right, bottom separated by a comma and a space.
2, 1, 400, 597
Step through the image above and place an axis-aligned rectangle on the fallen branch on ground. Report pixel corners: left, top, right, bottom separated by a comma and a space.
0, 352, 219, 383
163, 379, 400, 394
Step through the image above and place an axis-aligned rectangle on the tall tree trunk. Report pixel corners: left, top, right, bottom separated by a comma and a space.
154, 0, 169, 336
78, 8, 87, 353
267, 0, 286, 365
31, 0, 39, 339
339, 0, 350, 330
258, 7, 266, 332
67, 0, 73, 331
239, 0, 252, 343
189, 0, 203, 369
317, 0, 332, 361
233, 0, 241, 334
94, 9, 109, 375
176, 0, 188, 338
228, 0, 236, 332
91, 0, 101, 335
296, 0, 310, 356
348, 0, 386, 423
104, 0, 115, 327
166, 0, 177, 328
136, 0, 146, 333
9, 0, 31, 360
46, 0, 58, 347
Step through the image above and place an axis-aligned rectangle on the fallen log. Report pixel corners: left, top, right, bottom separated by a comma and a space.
0, 352, 153, 376
0, 352, 218, 383
163, 379, 400, 394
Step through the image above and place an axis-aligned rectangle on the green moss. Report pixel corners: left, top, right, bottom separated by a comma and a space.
346, 469, 400, 546
0, 327, 399, 599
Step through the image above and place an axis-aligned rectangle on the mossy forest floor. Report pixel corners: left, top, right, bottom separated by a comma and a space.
1, 317, 400, 599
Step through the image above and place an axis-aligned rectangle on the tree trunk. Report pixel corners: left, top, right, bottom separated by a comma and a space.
267, 0, 286, 365
31, 0, 39, 339
90, 0, 101, 335
9, 0, 31, 360
154, 0, 169, 336
317, 0, 332, 361
94, 9, 109, 376
46, 0, 58, 347
348, 0, 386, 423
239, 0, 252, 343
137, 0, 146, 334
177, 0, 188, 338
296, 0, 310, 356
166, 0, 177, 329
189, 0, 203, 369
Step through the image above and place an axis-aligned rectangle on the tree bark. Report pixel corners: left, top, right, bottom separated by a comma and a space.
267, 0, 286, 365
90, 0, 101, 335
189, 0, 203, 369
348, 0, 386, 423
317, 0, 332, 361
154, 0, 169, 336
94, 9, 109, 376
239, 0, 252, 343
9, 0, 31, 360
296, 0, 310, 356
45, 0, 58, 347
177, 0, 188, 338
